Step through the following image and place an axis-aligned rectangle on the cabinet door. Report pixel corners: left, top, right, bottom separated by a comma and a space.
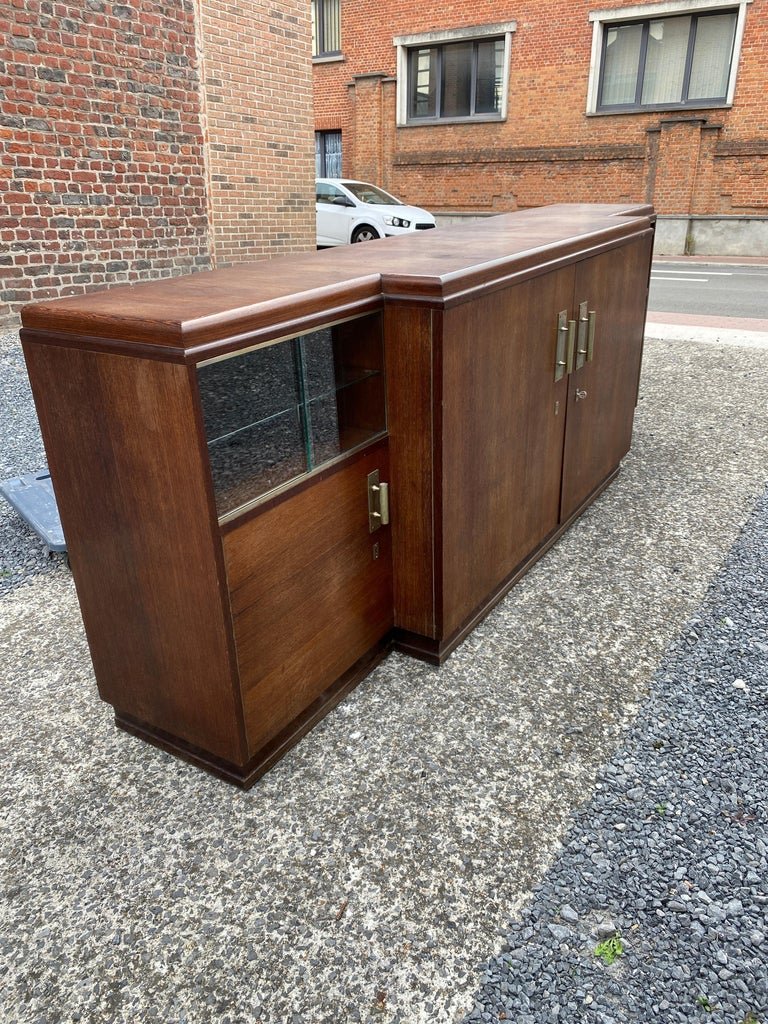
197, 314, 392, 759
560, 233, 653, 521
440, 268, 574, 639
224, 442, 393, 757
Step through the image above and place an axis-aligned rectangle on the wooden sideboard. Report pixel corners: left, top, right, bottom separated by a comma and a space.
21, 203, 654, 786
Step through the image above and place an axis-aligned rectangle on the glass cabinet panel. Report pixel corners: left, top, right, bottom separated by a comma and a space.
198, 312, 385, 518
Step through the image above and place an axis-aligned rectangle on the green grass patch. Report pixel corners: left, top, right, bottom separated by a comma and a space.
594, 934, 623, 965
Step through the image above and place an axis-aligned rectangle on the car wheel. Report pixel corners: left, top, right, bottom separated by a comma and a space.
351, 225, 379, 243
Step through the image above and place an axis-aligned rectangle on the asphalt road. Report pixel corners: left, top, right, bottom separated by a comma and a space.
648, 262, 768, 319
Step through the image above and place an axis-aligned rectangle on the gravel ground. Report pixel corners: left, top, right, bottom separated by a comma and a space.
1, 323, 767, 1024
465, 486, 768, 1024
0, 330, 69, 593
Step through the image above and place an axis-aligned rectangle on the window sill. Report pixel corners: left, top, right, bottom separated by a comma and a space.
587, 101, 732, 116
313, 54, 345, 65
398, 114, 505, 127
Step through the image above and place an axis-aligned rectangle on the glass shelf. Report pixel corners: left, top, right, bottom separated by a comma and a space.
197, 312, 385, 518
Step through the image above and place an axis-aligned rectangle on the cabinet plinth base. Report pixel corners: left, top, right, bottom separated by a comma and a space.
394, 465, 621, 666
115, 636, 391, 788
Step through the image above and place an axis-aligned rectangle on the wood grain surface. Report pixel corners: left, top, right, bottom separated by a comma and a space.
560, 231, 654, 519
22, 341, 246, 763
223, 441, 393, 757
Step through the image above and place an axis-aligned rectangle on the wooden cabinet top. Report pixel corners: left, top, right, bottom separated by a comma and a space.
21, 203, 654, 361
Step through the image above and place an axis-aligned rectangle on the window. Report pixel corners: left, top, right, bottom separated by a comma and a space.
315, 181, 347, 203
394, 23, 516, 125
315, 131, 342, 177
311, 0, 340, 58
408, 38, 505, 119
588, 1, 750, 113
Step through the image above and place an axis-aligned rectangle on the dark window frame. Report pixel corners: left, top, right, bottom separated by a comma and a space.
406, 36, 505, 122
315, 130, 342, 178
596, 8, 738, 112
311, 0, 341, 58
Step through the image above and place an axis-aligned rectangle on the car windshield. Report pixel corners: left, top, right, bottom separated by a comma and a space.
342, 182, 401, 206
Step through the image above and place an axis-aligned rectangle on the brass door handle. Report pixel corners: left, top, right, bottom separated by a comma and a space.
566, 320, 576, 375
576, 301, 589, 369
555, 308, 591, 381
561, 309, 573, 382
367, 470, 389, 532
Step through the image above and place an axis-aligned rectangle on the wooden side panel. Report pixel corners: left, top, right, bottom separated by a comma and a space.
224, 443, 393, 757
440, 270, 575, 640
560, 231, 654, 520
22, 342, 245, 764
384, 304, 437, 637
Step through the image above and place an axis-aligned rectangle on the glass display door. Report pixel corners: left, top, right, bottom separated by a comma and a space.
197, 312, 387, 521
197, 312, 394, 756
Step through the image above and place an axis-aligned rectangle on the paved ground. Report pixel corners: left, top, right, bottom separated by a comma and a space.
1, 307, 767, 1023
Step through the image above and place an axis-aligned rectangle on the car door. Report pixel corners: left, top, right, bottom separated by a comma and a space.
316, 182, 354, 245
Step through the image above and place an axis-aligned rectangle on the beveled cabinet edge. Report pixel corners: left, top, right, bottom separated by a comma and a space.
19, 293, 384, 366
380, 225, 656, 310
114, 630, 391, 789
19, 207, 655, 360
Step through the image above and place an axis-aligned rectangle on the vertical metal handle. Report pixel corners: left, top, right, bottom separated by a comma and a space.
555, 309, 589, 379
566, 319, 576, 375
367, 470, 390, 532
576, 300, 589, 370
378, 482, 389, 526
554, 310, 569, 381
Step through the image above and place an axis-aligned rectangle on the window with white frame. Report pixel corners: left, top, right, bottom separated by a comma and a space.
311, 0, 340, 58
394, 23, 515, 125
587, 0, 751, 113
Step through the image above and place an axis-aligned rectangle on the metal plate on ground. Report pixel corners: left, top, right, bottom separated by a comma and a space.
0, 469, 66, 553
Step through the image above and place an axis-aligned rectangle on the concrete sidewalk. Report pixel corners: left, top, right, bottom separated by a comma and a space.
645, 312, 768, 348
1, 324, 767, 1024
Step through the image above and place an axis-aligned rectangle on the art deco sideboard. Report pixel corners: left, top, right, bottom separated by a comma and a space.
21, 203, 655, 786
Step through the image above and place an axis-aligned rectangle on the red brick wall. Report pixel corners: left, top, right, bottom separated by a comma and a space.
1, 0, 210, 325
313, 0, 768, 217
196, 0, 315, 265
1, 0, 315, 327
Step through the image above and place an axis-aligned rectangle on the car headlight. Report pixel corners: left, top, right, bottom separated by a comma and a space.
383, 216, 410, 228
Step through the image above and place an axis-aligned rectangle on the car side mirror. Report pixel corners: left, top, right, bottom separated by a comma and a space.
332, 196, 355, 207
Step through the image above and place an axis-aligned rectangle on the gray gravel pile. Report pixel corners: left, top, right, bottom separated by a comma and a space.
465, 487, 768, 1024
0, 329, 68, 595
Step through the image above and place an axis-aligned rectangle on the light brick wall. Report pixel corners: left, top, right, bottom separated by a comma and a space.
196, 0, 315, 266
313, 0, 768, 217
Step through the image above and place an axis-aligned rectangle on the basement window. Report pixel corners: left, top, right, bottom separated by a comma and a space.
587, 0, 751, 113
394, 23, 516, 125
315, 130, 342, 177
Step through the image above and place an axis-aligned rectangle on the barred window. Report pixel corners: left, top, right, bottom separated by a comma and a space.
315, 131, 342, 177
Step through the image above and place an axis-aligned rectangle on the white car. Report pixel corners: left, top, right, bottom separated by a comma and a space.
316, 178, 436, 246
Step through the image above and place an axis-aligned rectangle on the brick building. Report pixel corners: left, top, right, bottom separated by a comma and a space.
1, 0, 315, 327
312, 0, 768, 253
